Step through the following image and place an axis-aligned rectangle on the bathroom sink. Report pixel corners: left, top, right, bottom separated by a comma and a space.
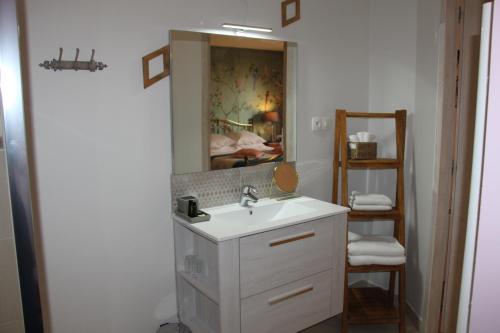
206, 199, 315, 225
174, 196, 350, 242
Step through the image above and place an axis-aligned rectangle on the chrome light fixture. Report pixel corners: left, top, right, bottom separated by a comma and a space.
221, 23, 272, 33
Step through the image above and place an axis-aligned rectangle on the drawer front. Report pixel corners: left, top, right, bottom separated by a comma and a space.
241, 270, 332, 333
240, 217, 334, 298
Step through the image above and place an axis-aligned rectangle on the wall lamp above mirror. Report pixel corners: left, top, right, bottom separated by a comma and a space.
221, 23, 273, 33
170, 30, 297, 175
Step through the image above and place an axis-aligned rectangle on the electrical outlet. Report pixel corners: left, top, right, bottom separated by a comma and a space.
321, 117, 330, 130
311, 117, 321, 132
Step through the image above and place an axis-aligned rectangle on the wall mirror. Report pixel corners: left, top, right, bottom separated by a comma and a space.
170, 31, 297, 174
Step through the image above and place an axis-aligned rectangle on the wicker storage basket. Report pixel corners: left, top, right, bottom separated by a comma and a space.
348, 142, 377, 160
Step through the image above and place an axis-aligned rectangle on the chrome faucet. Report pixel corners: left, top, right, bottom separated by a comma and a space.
240, 185, 258, 207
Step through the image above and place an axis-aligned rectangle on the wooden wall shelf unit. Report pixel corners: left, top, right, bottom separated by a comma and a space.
332, 109, 407, 333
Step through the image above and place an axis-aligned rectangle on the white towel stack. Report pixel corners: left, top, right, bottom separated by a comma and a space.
349, 191, 392, 211
347, 232, 405, 266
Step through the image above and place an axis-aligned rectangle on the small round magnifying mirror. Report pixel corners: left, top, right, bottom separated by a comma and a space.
272, 163, 299, 194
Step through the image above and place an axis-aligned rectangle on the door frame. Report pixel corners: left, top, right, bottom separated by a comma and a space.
424, 0, 484, 332
0, 0, 46, 331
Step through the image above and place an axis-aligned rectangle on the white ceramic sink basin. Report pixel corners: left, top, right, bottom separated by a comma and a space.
174, 196, 350, 242
206, 199, 316, 225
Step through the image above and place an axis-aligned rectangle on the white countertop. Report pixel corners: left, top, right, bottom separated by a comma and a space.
174, 196, 350, 242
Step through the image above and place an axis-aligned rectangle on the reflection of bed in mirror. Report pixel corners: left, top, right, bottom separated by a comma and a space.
210, 118, 284, 170
170, 30, 297, 174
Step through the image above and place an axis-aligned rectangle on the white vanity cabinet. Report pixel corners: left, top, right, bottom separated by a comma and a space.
173, 203, 347, 333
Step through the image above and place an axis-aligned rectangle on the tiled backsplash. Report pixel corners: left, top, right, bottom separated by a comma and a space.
171, 163, 291, 209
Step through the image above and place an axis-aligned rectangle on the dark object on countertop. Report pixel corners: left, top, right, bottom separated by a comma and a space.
177, 196, 199, 217
188, 200, 197, 217
176, 195, 210, 223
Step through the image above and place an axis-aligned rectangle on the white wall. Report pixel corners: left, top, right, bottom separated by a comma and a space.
293, 1, 371, 202
409, 0, 441, 320
365, 0, 417, 296
364, 0, 441, 322
24, 0, 372, 332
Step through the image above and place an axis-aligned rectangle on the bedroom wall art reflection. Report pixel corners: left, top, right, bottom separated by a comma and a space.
170, 31, 297, 174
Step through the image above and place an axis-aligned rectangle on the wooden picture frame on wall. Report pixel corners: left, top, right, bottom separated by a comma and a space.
142, 45, 169, 89
281, 0, 301, 28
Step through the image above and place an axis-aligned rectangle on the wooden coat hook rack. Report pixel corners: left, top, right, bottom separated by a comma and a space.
39, 48, 108, 72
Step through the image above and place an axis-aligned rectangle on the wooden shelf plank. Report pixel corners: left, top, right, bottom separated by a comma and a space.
347, 159, 400, 169
347, 263, 405, 273
348, 208, 400, 221
347, 287, 400, 325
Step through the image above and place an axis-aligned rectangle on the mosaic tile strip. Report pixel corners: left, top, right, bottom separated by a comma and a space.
171, 162, 297, 209
239, 163, 276, 199
171, 168, 241, 209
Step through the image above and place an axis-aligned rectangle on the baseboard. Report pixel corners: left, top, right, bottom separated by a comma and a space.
406, 301, 423, 331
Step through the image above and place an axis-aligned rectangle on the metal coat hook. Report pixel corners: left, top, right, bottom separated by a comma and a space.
39, 47, 108, 72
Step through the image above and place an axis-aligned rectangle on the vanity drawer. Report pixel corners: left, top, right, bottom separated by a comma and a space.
239, 217, 334, 298
241, 270, 332, 333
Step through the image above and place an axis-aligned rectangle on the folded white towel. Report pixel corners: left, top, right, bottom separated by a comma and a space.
348, 231, 362, 242
352, 204, 392, 211
348, 255, 406, 266
350, 191, 392, 207
356, 131, 376, 142
348, 235, 405, 257
349, 134, 359, 142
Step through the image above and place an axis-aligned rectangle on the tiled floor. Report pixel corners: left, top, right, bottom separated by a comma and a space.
301, 315, 418, 333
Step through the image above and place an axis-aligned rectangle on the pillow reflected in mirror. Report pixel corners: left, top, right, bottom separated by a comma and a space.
210, 134, 236, 149
227, 130, 267, 146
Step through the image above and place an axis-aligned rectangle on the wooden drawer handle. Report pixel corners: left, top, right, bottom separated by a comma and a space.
269, 230, 315, 247
267, 284, 314, 305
